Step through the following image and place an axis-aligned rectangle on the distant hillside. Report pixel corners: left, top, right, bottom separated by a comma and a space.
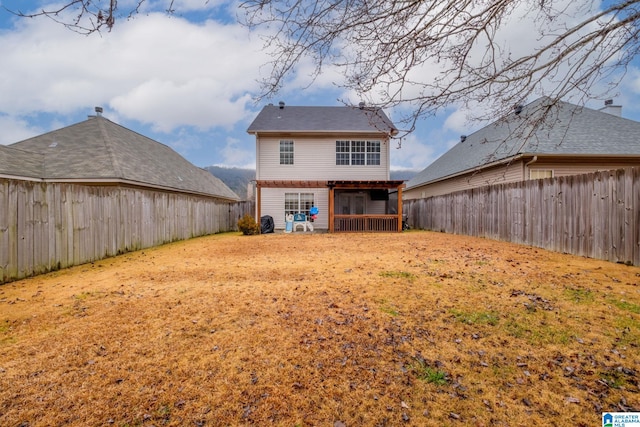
205, 166, 255, 200
205, 167, 418, 200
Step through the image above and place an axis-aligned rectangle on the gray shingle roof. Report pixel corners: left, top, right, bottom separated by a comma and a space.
4, 116, 238, 200
0, 144, 44, 179
247, 104, 397, 135
406, 97, 640, 189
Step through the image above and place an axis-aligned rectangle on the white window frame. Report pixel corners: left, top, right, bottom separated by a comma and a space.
335, 140, 381, 166
284, 192, 315, 218
280, 140, 294, 165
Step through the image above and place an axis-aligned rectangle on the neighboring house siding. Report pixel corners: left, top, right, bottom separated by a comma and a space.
528, 160, 640, 179
257, 136, 389, 181
261, 187, 329, 229
405, 162, 524, 199
406, 159, 640, 199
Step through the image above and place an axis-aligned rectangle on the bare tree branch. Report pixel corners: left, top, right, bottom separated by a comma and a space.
239, 0, 640, 138
3, 0, 149, 34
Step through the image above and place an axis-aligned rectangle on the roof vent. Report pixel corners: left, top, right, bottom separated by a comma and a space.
359, 101, 365, 109
95, 106, 103, 116
278, 101, 285, 109
514, 104, 523, 115
605, 99, 613, 106
460, 135, 467, 143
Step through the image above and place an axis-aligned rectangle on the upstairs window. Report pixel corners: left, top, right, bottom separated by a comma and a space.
367, 141, 381, 165
280, 140, 294, 165
336, 141, 350, 165
336, 140, 381, 165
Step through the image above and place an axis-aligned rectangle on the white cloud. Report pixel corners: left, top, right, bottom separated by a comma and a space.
0, 115, 42, 145
218, 136, 255, 168
390, 133, 438, 171
0, 11, 269, 131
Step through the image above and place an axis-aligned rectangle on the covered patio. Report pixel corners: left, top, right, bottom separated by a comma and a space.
328, 180, 405, 233
255, 180, 405, 233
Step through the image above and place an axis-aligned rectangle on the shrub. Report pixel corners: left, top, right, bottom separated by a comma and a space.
238, 214, 260, 235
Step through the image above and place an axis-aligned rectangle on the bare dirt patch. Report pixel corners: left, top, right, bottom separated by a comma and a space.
1, 231, 639, 426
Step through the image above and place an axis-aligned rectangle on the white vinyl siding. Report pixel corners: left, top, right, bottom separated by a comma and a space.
261, 187, 329, 230
257, 136, 389, 181
368, 199, 386, 215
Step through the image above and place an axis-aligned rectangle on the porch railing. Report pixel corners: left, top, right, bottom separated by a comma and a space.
333, 215, 399, 232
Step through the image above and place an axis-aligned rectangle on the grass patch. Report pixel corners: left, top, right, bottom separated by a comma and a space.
407, 356, 449, 386
379, 270, 416, 280
600, 370, 627, 389
609, 299, 640, 314
72, 291, 104, 300
378, 299, 399, 316
612, 316, 640, 346
563, 287, 595, 304
450, 309, 499, 326
0, 322, 16, 346
503, 318, 572, 345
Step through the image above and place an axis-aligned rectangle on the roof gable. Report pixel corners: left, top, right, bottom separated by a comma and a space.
247, 105, 397, 135
6, 116, 238, 200
407, 98, 640, 189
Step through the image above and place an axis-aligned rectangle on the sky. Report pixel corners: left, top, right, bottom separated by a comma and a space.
1, 0, 640, 172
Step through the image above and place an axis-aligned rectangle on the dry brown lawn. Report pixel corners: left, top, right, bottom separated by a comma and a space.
0, 231, 639, 427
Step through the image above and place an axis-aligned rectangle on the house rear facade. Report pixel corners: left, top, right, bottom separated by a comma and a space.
247, 103, 404, 232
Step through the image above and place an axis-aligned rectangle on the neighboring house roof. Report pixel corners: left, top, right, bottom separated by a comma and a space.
247, 104, 397, 135
406, 97, 640, 190
0, 144, 44, 179
3, 115, 239, 200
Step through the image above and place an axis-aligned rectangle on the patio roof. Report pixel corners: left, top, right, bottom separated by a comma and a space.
328, 180, 406, 189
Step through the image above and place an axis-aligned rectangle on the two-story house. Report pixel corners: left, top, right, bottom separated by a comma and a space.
247, 102, 404, 232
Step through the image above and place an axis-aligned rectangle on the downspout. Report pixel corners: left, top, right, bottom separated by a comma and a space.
524, 156, 538, 180
255, 135, 260, 220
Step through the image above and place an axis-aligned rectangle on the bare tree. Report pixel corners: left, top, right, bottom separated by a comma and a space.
6, 0, 640, 136
240, 0, 640, 134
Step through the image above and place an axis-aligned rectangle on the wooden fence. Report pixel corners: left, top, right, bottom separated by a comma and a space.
0, 179, 254, 283
404, 167, 640, 266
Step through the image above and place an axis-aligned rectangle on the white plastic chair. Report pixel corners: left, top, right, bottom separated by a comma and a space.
293, 213, 313, 232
